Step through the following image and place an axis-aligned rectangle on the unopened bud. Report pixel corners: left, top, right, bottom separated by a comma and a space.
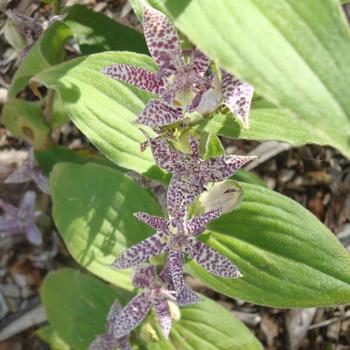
199, 180, 243, 215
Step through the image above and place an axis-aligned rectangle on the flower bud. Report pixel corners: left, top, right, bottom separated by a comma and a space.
199, 180, 243, 215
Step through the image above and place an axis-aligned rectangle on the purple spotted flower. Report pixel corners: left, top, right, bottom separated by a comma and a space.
102, 5, 211, 129
193, 69, 254, 128
143, 133, 255, 218
103, 5, 253, 129
0, 191, 42, 245
5, 150, 50, 194
113, 206, 241, 293
113, 264, 198, 338
89, 302, 131, 350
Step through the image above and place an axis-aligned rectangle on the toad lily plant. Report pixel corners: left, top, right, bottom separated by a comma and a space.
5, 1, 350, 349
103, 5, 254, 130
113, 264, 198, 339
113, 207, 241, 292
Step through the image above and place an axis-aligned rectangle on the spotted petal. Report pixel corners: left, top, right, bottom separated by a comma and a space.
186, 209, 222, 237
190, 240, 241, 279
134, 212, 169, 231
168, 250, 185, 292
190, 49, 210, 74
112, 232, 166, 269
221, 71, 254, 129
136, 99, 183, 128
167, 175, 202, 219
203, 155, 255, 182
143, 5, 182, 69
89, 334, 116, 350
147, 136, 187, 174
154, 299, 172, 338
102, 64, 164, 94
132, 265, 160, 289
176, 286, 199, 306
113, 292, 153, 338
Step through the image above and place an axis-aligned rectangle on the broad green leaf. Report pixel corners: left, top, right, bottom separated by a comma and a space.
50, 162, 162, 290
35, 145, 123, 174
33, 52, 332, 175
195, 100, 327, 147
33, 52, 166, 177
165, 0, 350, 158
8, 21, 72, 98
148, 297, 262, 350
41, 269, 116, 350
187, 182, 350, 307
51, 93, 69, 129
36, 325, 70, 350
232, 169, 267, 188
2, 99, 50, 149
63, 5, 149, 54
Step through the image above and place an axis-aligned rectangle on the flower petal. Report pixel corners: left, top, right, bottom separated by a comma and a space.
221, 71, 254, 128
168, 250, 185, 292
190, 49, 210, 74
0, 199, 17, 217
143, 5, 182, 69
190, 240, 241, 278
5, 167, 31, 184
89, 334, 116, 350
167, 175, 202, 219
113, 292, 153, 338
176, 286, 199, 306
102, 64, 164, 94
25, 224, 42, 245
18, 191, 36, 217
203, 155, 255, 182
33, 171, 50, 194
154, 299, 172, 338
186, 209, 222, 237
118, 336, 132, 350
146, 135, 187, 174
134, 212, 169, 231
136, 99, 183, 128
112, 232, 166, 269
132, 265, 160, 289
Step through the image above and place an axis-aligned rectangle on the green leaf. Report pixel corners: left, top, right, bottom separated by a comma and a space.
202, 134, 224, 159
148, 296, 263, 350
165, 0, 350, 158
50, 162, 162, 290
2, 99, 50, 149
35, 145, 124, 174
63, 5, 149, 54
33, 52, 166, 177
187, 182, 350, 307
36, 325, 70, 350
232, 169, 267, 187
8, 21, 72, 98
41, 268, 116, 350
195, 100, 328, 147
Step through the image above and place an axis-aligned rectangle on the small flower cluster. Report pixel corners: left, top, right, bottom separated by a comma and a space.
0, 149, 49, 245
92, 4, 255, 348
